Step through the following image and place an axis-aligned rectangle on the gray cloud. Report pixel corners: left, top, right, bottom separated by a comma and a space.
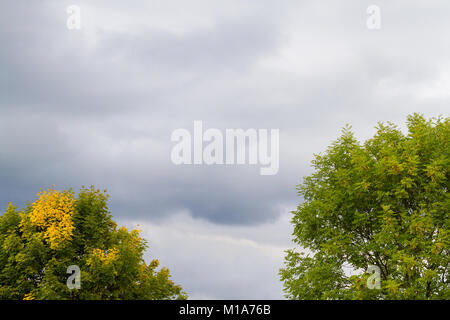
0, 0, 449, 298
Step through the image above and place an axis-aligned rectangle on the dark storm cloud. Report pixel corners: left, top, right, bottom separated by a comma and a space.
1, 0, 449, 225
1, 0, 450, 300
0, 0, 296, 224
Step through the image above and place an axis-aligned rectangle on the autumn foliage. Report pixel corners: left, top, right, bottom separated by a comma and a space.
0, 186, 186, 300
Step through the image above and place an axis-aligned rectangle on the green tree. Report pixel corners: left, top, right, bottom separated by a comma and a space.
0, 186, 187, 300
280, 114, 449, 299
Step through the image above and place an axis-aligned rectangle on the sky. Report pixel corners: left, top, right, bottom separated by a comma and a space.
0, 0, 449, 299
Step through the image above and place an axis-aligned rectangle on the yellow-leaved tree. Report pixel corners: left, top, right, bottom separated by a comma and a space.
0, 186, 187, 300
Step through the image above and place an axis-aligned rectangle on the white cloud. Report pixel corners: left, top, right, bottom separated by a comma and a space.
120, 210, 293, 299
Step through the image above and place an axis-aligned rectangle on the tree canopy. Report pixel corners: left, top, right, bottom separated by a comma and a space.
0, 186, 186, 300
280, 114, 449, 299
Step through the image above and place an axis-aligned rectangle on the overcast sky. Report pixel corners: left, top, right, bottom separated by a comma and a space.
1, 0, 449, 299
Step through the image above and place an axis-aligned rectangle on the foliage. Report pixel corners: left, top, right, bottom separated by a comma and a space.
280, 114, 449, 299
0, 186, 187, 300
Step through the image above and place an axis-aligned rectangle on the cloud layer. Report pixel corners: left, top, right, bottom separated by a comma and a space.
1, 0, 449, 298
